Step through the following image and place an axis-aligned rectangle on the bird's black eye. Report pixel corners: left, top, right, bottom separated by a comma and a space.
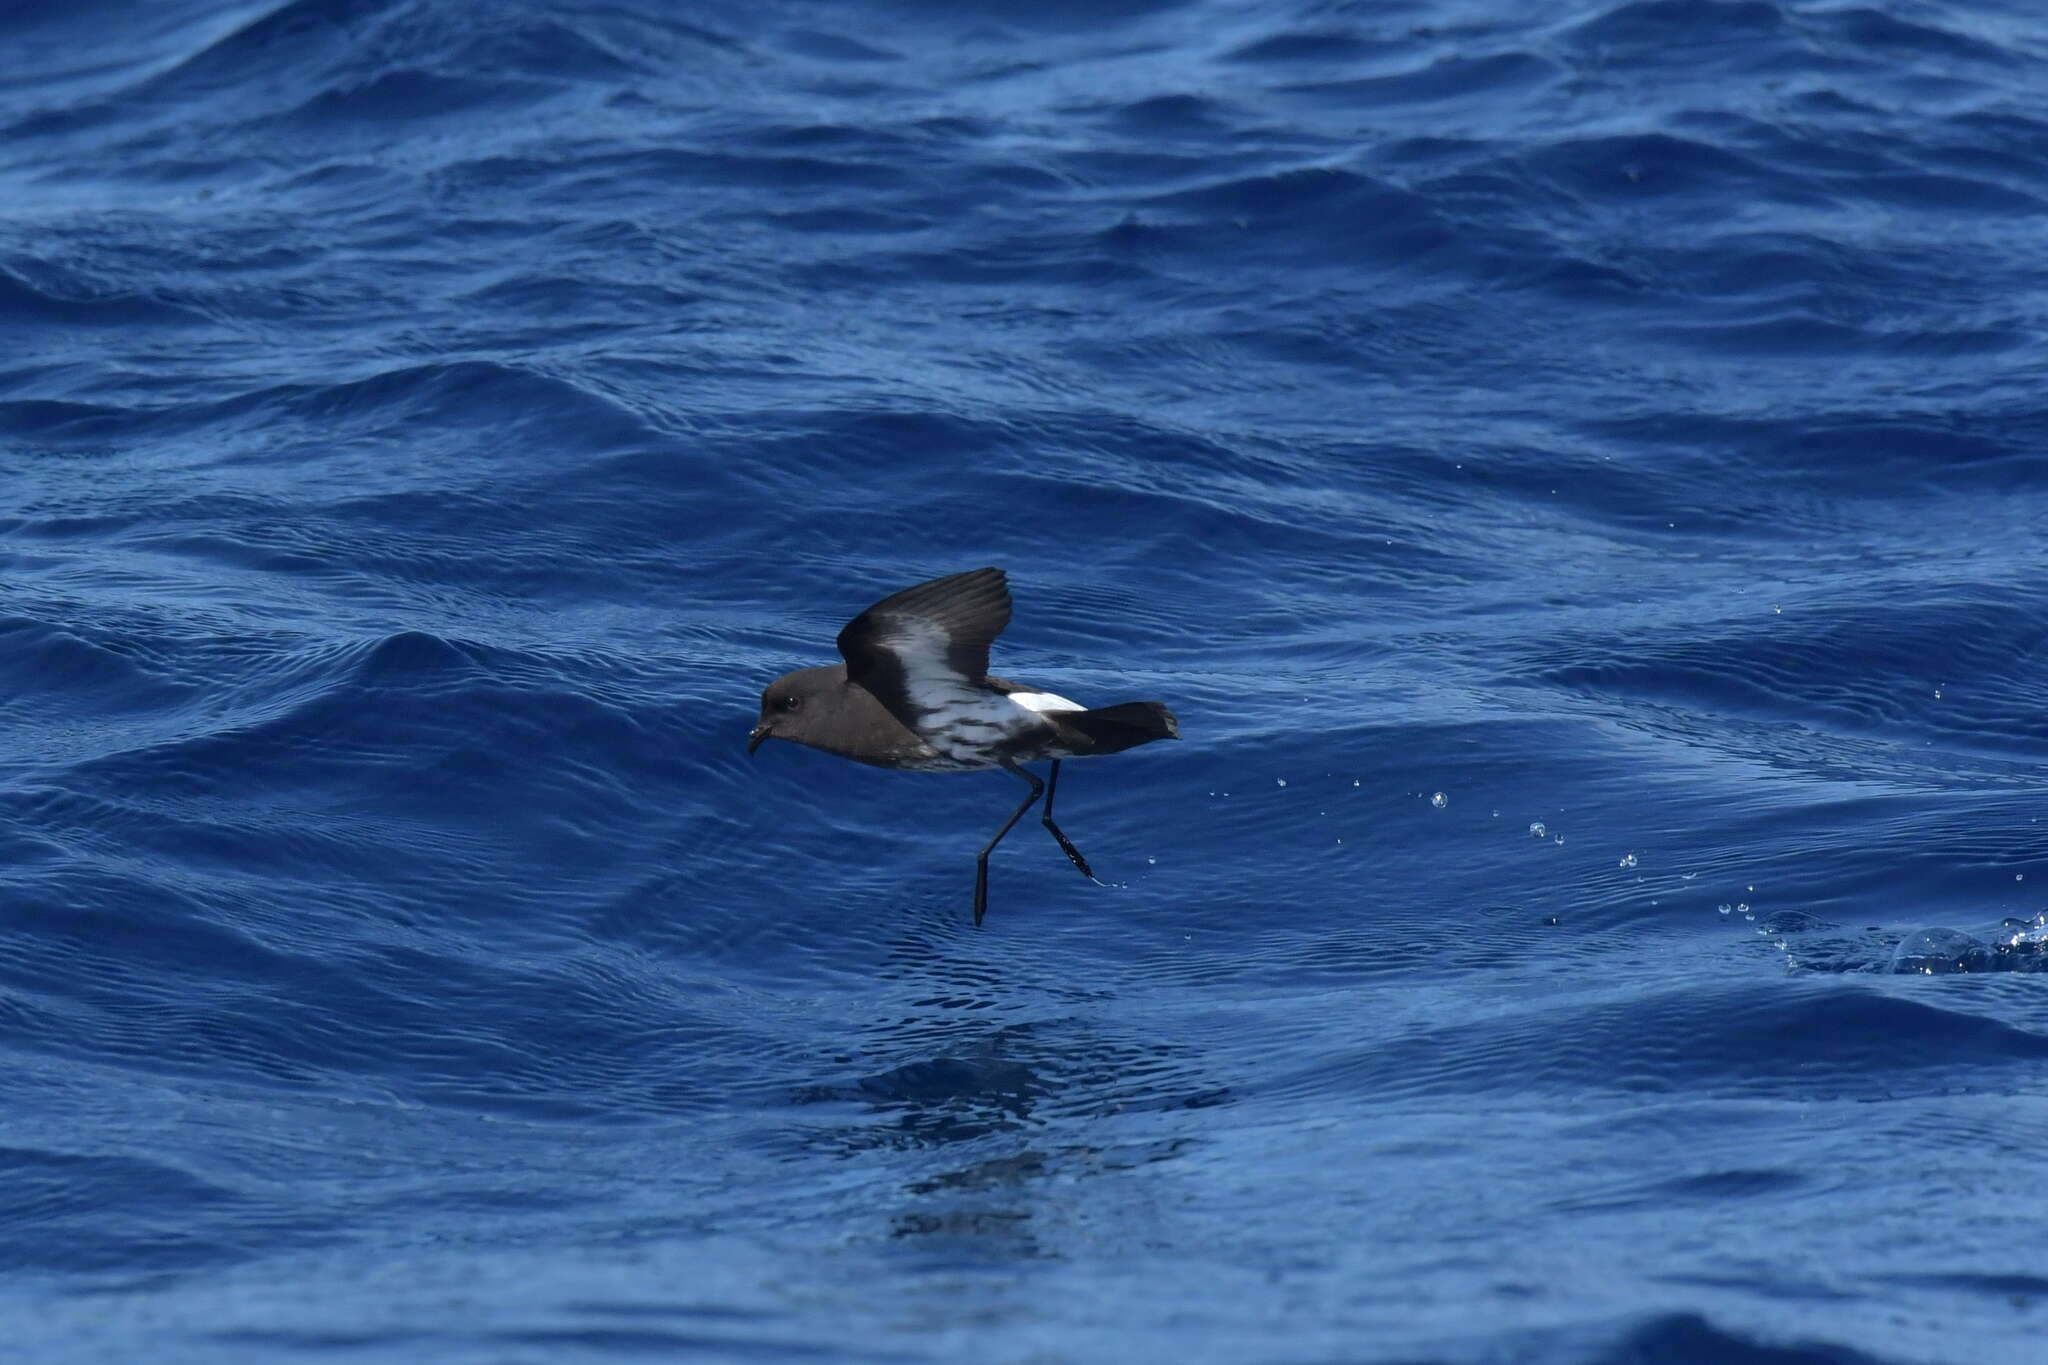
776, 695, 802, 713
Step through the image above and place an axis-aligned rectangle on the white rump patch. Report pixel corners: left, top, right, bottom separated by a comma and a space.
1007, 690, 1085, 714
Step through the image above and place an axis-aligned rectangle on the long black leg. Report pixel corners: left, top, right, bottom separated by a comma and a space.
1040, 759, 1095, 880
975, 760, 1044, 927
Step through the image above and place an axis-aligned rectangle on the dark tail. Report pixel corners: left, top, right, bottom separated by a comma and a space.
1052, 701, 1179, 756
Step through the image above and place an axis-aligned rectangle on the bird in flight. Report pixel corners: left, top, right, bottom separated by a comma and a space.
748, 567, 1179, 925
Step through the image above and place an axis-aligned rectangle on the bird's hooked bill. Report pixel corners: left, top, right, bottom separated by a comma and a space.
747, 724, 769, 754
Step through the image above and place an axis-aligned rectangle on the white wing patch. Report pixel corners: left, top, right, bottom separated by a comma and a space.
870, 616, 1085, 765
1007, 690, 1084, 714
878, 618, 985, 713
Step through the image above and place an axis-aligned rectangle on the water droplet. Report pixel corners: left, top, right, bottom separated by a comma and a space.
1934, 686, 1943, 700
1736, 903, 1749, 913
1718, 904, 1732, 914
2016, 873, 2025, 882
1335, 837, 1343, 845
1681, 872, 1698, 881
1554, 835, 1565, 845
1430, 792, 1447, 809
1492, 809, 1500, 818
1618, 853, 1638, 869
1351, 779, 1361, 788
1276, 778, 1287, 788
1529, 821, 1547, 838
1146, 857, 1156, 866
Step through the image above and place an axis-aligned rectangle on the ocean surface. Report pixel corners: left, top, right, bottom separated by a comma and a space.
4, 2, 2047, 1361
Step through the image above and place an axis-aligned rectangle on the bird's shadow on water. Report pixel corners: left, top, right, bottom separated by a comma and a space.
751, 901, 1219, 1265
781, 903, 1234, 1157
880, 1134, 1199, 1262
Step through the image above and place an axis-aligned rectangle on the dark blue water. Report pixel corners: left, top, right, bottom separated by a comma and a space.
5, 2, 2048, 1361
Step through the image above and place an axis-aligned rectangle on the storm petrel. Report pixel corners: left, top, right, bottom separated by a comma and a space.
747, 567, 1179, 926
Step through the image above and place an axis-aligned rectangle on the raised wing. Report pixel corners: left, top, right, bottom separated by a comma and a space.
836, 567, 1011, 728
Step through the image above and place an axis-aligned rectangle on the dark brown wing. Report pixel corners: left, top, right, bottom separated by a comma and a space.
835, 567, 1012, 727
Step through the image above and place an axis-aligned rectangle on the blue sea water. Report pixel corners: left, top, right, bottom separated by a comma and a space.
4, 0, 2048, 1360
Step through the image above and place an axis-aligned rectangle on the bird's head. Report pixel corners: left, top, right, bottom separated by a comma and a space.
747, 665, 845, 755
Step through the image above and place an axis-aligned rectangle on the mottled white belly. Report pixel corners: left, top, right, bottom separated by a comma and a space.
917, 689, 1085, 768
